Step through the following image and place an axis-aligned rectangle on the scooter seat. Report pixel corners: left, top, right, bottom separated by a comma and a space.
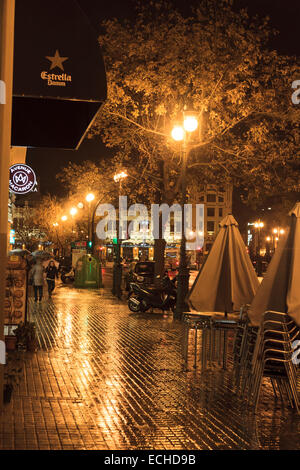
144, 286, 165, 294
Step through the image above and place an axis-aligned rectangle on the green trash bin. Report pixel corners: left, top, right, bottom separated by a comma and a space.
74, 254, 103, 288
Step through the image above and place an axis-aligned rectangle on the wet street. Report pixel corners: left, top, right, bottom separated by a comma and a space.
0, 282, 300, 450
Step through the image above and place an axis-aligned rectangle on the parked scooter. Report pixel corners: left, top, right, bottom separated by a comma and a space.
128, 274, 177, 313
61, 266, 75, 284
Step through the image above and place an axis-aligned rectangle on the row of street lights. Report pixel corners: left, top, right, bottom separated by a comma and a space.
266, 228, 285, 250
253, 220, 285, 253
253, 220, 285, 276
52, 177, 128, 298
51, 111, 198, 314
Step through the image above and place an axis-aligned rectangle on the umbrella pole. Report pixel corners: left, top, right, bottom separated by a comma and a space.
223, 311, 228, 369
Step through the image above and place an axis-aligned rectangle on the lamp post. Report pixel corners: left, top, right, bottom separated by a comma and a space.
60, 215, 68, 257
52, 222, 62, 256
86, 193, 95, 253
273, 227, 285, 250
171, 110, 198, 319
254, 220, 264, 276
70, 207, 78, 239
112, 171, 128, 298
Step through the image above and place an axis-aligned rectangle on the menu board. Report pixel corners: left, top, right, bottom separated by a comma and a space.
4, 256, 28, 331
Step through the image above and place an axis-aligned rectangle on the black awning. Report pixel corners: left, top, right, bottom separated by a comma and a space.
12, 0, 107, 149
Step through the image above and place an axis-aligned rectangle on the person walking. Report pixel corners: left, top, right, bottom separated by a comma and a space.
30, 258, 45, 302
45, 260, 59, 298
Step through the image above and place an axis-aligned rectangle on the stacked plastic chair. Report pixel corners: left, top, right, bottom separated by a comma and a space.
232, 307, 259, 394
233, 310, 300, 412
250, 311, 300, 412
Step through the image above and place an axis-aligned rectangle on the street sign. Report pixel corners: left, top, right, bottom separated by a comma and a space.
9, 164, 37, 195
12, 0, 107, 149
9, 229, 15, 244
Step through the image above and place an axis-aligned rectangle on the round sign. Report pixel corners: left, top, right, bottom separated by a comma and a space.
9, 164, 37, 195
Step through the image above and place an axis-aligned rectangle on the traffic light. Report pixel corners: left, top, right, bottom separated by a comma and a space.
88, 241, 93, 248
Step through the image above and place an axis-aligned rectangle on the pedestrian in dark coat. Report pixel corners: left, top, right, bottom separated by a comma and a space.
45, 261, 59, 298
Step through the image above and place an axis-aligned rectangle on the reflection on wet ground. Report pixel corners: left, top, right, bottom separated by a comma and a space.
0, 285, 299, 450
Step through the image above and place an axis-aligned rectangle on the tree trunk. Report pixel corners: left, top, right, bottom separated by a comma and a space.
154, 231, 166, 279
154, 159, 166, 282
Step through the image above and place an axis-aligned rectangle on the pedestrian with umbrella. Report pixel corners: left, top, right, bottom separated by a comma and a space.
29, 258, 45, 302
45, 260, 59, 298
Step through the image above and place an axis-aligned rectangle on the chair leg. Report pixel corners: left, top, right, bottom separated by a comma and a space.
193, 325, 198, 369
223, 330, 228, 369
218, 330, 222, 365
270, 378, 278, 399
183, 323, 190, 366
202, 327, 207, 370
254, 372, 264, 412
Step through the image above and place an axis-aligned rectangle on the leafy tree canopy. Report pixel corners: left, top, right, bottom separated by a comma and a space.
90, 0, 300, 208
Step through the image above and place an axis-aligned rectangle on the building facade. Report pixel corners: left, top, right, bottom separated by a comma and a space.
197, 183, 233, 253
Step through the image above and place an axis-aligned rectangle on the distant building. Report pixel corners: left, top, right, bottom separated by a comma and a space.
196, 183, 233, 253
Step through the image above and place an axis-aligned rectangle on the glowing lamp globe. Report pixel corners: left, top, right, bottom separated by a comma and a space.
183, 115, 198, 132
171, 126, 184, 141
86, 193, 95, 203
70, 207, 77, 216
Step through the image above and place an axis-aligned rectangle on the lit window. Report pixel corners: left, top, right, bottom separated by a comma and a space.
207, 221, 214, 232
207, 194, 216, 203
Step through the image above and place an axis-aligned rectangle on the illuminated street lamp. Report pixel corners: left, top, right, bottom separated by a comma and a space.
112, 171, 128, 298
171, 109, 199, 318
183, 114, 198, 132
254, 220, 264, 275
70, 207, 78, 239
61, 215, 68, 222
86, 193, 95, 203
273, 227, 285, 249
114, 171, 128, 183
53, 222, 63, 257
85, 193, 95, 252
171, 125, 185, 142
265, 236, 271, 259
70, 207, 78, 217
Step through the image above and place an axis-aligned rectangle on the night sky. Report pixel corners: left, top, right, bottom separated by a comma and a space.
25, 0, 300, 197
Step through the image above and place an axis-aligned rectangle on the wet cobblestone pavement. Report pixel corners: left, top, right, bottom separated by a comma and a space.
1, 284, 300, 450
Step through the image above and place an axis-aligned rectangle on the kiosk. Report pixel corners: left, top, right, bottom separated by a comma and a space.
74, 254, 103, 289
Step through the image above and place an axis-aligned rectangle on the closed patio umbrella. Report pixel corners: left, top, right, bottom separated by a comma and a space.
9, 248, 31, 257
31, 250, 52, 260
188, 214, 259, 313
249, 203, 300, 327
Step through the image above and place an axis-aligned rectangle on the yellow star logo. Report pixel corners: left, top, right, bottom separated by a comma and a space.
45, 50, 68, 71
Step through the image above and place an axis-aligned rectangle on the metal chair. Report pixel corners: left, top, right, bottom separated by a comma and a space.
182, 311, 239, 370
246, 311, 300, 413
182, 312, 213, 369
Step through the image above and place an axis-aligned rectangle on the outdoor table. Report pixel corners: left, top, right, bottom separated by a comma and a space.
183, 311, 239, 370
